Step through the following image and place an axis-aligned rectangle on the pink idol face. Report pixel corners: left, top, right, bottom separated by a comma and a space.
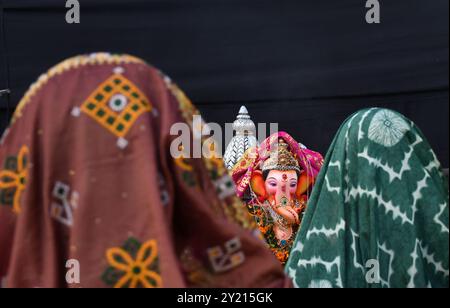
265, 170, 298, 201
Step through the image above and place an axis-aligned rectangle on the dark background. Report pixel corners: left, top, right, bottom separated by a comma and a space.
0, 0, 448, 166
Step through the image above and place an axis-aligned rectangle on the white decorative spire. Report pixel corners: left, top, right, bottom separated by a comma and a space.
224, 106, 259, 170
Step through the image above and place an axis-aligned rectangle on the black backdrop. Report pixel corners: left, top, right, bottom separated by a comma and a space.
0, 0, 448, 166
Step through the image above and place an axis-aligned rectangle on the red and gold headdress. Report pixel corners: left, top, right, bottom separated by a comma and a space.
232, 132, 323, 198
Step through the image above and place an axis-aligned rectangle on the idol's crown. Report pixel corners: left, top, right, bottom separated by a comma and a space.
262, 139, 300, 173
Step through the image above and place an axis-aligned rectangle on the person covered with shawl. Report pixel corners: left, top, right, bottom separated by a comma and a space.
286, 108, 449, 288
232, 132, 323, 264
0, 53, 289, 288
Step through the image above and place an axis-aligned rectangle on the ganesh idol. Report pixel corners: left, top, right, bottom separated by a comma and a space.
226, 107, 323, 264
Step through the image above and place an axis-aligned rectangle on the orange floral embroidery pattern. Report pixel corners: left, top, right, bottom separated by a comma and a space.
105, 239, 162, 288
0, 145, 29, 214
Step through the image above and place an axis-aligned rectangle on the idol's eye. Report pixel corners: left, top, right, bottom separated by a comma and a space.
290, 182, 297, 188
268, 182, 277, 187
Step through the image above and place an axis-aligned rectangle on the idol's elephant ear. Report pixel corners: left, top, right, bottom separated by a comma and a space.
296, 172, 314, 199
250, 170, 268, 202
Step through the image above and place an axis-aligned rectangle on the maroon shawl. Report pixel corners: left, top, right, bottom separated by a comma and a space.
0, 53, 288, 288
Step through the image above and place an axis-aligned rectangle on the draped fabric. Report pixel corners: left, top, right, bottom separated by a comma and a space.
286, 108, 449, 288
0, 0, 448, 167
0, 53, 289, 288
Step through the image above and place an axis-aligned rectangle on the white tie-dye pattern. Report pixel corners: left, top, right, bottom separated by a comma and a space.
377, 242, 395, 288
306, 219, 345, 240
350, 229, 365, 273
357, 134, 423, 183
434, 203, 449, 234
288, 110, 449, 288
368, 109, 410, 147
308, 280, 333, 288
297, 256, 343, 288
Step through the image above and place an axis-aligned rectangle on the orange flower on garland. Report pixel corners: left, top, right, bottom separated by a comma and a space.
0, 145, 29, 214
104, 238, 163, 288
275, 250, 289, 264
258, 225, 270, 235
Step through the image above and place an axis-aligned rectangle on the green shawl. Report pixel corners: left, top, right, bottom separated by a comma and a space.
286, 108, 449, 288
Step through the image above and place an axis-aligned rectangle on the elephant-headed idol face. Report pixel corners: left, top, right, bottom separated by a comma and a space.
265, 170, 298, 206
250, 169, 311, 204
